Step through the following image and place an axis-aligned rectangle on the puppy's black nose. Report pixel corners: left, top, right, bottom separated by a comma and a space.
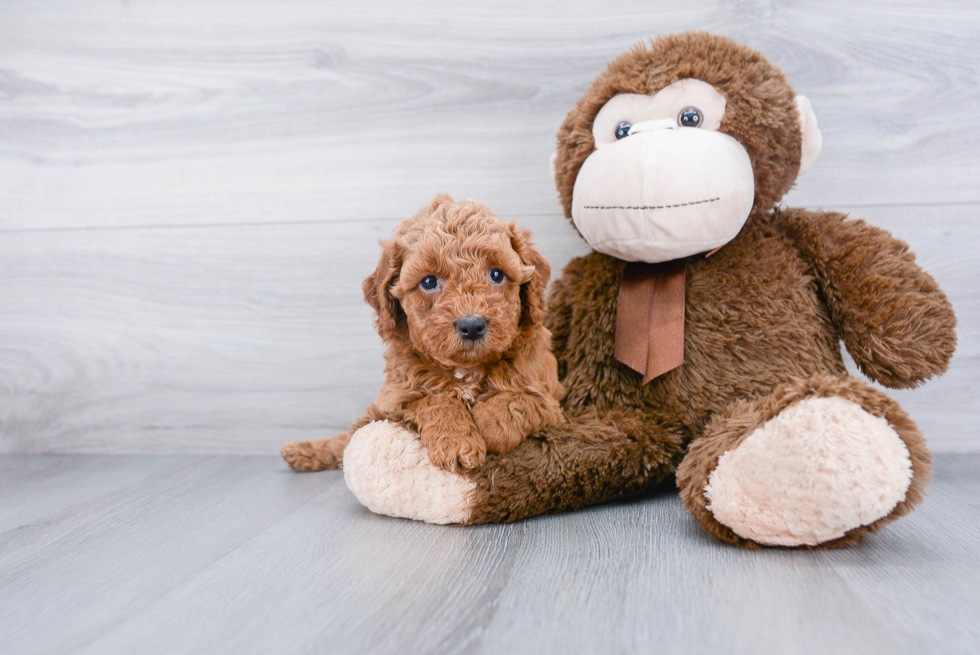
455, 315, 487, 341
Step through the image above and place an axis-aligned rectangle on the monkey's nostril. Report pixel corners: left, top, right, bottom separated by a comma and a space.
455, 315, 488, 341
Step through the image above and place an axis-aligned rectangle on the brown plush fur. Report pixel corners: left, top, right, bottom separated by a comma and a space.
553, 31, 802, 223
454, 33, 957, 548
676, 373, 931, 549
281, 195, 564, 473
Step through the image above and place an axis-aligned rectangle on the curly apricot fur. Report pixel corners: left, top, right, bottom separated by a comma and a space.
281, 195, 564, 473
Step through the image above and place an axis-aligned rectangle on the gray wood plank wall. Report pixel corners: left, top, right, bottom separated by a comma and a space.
1, 0, 978, 454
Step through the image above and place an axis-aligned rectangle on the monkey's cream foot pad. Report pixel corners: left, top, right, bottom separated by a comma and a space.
343, 420, 476, 524
704, 397, 914, 547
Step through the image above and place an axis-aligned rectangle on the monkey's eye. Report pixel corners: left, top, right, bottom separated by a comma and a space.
615, 121, 632, 140
489, 268, 506, 284
678, 107, 703, 128
419, 275, 439, 291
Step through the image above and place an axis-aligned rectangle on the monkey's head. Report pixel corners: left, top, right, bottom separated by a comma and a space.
553, 32, 822, 263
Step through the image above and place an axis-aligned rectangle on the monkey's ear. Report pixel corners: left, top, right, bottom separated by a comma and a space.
549, 152, 557, 178
361, 239, 404, 342
795, 95, 823, 175
508, 223, 551, 334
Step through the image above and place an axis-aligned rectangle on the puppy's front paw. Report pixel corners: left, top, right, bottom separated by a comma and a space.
472, 399, 526, 455
424, 430, 487, 472
343, 421, 478, 524
280, 439, 340, 472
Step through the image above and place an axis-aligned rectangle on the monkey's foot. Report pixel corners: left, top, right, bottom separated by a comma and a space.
343, 421, 477, 524
706, 397, 912, 546
678, 375, 930, 548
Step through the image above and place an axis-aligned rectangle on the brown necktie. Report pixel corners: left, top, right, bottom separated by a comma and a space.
614, 260, 686, 384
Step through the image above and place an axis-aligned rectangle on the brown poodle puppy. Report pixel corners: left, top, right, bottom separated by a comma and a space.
281, 195, 564, 473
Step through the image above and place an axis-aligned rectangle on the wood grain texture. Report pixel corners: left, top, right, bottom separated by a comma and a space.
0, 204, 975, 454
0, 213, 590, 454
0, 454, 978, 654
0, 1, 977, 454
0, 0, 978, 230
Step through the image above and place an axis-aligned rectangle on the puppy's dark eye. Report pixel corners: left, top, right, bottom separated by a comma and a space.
489, 268, 505, 284
678, 107, 703, 128
615, 122, 632, 140
419, 275, 439, 291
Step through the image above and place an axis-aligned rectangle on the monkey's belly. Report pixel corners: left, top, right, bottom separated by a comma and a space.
675, 234, 843, 420
560, 227, 846, 425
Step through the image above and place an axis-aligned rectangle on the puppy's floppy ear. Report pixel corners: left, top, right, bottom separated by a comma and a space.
508, 222, 551, 332
362, 238, 404, 342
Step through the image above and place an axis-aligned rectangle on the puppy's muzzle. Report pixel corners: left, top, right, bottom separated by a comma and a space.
455, 315, 487, 341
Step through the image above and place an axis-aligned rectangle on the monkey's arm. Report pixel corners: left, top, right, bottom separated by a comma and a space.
339, 403, 685, 525
777, 208, 956, 388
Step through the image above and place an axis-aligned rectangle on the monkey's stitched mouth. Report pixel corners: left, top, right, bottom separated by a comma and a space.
583, 197, 720, 210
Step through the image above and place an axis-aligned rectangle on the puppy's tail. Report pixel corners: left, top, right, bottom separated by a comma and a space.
280, 436, 348, 472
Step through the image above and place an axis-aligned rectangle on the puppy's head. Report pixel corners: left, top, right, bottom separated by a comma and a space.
363, 195, 550, 369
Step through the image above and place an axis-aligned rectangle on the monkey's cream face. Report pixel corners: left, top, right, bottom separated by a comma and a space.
571, 79, 756, 263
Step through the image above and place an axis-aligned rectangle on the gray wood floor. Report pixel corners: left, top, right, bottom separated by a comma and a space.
2, 0, 978, 455
1, 454, 978, 655
3, 6, 977, 653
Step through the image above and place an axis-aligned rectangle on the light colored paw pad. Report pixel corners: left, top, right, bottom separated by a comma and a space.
706, 397, 913, 547
343, 421, 476, 524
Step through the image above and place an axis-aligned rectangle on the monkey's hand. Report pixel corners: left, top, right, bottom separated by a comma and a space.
778, 208, 956, 388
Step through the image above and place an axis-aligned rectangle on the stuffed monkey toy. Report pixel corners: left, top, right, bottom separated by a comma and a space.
328, 32, 957, 548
